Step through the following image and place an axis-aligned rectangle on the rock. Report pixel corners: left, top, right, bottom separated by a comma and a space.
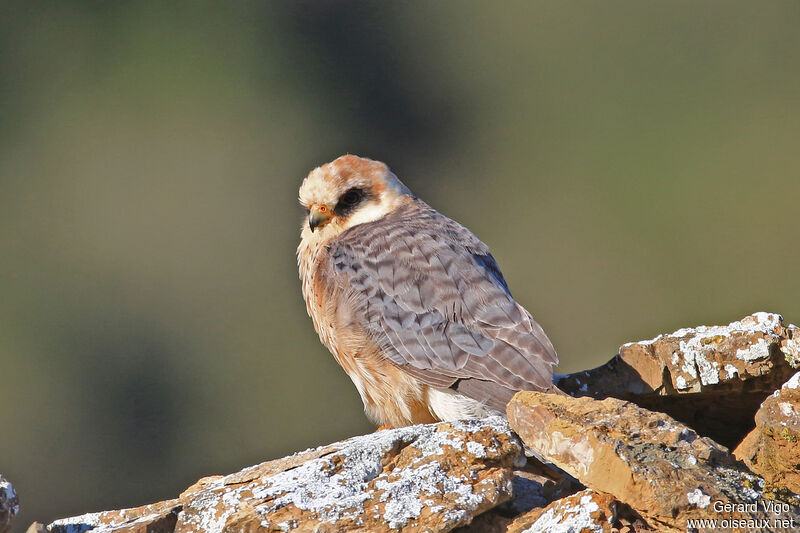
0, 475, 19, 533
556, 312, 800, 448
454, 472, 581, 533
47, 417, 521, 533
505, 489, 642, 533
47, 500, 182, 533
735, 372, 800, 493
507, 391, 800, 532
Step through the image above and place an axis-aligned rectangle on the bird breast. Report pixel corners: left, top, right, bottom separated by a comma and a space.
298, 234, 440, 427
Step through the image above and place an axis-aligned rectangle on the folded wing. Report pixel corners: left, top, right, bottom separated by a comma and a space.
326, 200, 558, 408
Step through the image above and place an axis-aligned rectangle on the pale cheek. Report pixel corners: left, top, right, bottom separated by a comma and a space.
341, 200, 393, 229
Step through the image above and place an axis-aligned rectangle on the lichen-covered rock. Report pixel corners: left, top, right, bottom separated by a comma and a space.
454, 472, 581, 533
624, 312, 795, 393
507, 391, 800, 532
782, 325, 800, 367
735, 372, 800, 493
556, 312, 799, 447
559, 312, 798, 396
46, 418, 521, 533
48, 500, 182, 533
0, 475, 19, 533
505, 489, 637, 533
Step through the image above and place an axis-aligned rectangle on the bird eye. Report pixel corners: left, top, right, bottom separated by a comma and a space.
340, 188, 362, 206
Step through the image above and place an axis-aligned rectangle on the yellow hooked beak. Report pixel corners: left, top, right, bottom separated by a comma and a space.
308, 204, 333, 232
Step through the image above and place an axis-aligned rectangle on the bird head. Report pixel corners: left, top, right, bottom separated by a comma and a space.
298, 155, 413, 240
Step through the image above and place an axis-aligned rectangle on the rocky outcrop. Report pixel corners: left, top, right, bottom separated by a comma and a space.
508, 391, 800, 532
26, 312, 800, 532
556, 312, 800, 447
46, 418, 521, 533
504, 489, 639, 533
735, 372, 800, 494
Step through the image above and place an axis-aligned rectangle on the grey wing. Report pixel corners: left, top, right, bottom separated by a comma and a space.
327, 201, 558, 403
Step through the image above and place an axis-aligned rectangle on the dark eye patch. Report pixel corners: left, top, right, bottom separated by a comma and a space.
334, 188, 366, 216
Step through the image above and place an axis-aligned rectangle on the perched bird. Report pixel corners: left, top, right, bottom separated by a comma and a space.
297, 155, 559, 428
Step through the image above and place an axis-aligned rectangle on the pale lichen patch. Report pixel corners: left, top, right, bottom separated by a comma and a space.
49, 512, 104, 533
677, 337, 723, 386
782, 333, 800, 365
687, 488, 711, 509
521, 492, 604, 533
466, 441, 487, 458
783, 372, 800, 390
736, 338, 771, 362
629, 312, 782, 346
778, 402, 796, 418
174, 417, 519, 532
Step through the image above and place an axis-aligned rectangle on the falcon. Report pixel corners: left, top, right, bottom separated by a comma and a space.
297, 155, 559, 428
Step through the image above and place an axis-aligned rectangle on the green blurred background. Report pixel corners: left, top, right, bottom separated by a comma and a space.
1, 1, 799, 528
